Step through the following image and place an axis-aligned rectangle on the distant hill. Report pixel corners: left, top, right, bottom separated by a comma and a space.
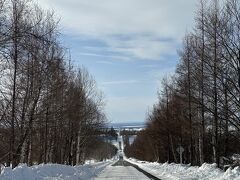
108, 122, 146, 130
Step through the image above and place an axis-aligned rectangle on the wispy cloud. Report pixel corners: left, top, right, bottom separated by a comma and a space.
78, 52, 130, 61
38, 0, 197, 123
139, 64, 159, 69
96, 60, 114, 65
101, 80, 140, 86
38, 0, 197, 60
105, 35, 180, 60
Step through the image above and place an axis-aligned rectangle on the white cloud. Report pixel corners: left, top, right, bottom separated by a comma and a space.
38, 0, 197, 60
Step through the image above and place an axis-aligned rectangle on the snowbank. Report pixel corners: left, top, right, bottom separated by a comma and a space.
0, 161, 112, 180
127, 158, 240, 180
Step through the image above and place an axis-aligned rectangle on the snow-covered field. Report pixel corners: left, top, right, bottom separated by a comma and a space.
127, 158, 240, 180
0, 161, 113, 180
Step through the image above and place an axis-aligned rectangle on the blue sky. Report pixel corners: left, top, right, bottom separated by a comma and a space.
39, 0, 198, 123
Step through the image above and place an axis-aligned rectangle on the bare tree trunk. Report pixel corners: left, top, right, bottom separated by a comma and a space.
166, 85, 171, 163
43, 108, 48, 163
223, 81, 229, 157
170, 134, 177, 162
199, 0, 206, 165
186, 37, 194, 165
27, 132, 32, 166
10, 0, 18, 168
212, 0, 220, 167
76, 131, 81, 165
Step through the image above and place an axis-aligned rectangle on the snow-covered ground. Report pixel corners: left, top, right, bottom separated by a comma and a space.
0, 160, 113, 180
127, 158, 240, 180
1, 158, 240, 180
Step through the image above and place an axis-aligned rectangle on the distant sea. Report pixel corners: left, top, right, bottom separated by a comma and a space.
108, 122, 146, 129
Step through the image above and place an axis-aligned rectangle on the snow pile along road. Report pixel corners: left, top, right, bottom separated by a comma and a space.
127, 158, 240, 180
0, 161, 112, 180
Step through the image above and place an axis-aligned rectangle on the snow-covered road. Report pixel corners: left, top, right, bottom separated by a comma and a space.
94, 165, 150, 180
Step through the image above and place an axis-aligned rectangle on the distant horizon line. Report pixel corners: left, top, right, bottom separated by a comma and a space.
108, 121, 145, 124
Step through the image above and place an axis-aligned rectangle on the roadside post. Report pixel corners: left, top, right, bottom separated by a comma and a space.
176, 146, 184, 164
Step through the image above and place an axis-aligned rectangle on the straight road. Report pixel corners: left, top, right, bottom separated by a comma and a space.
94, 165, 149, 180
94, 159, 160, 180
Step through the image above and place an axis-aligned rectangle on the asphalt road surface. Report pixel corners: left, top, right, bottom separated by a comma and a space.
94, 159, 160, 180
94, 165, 149, 180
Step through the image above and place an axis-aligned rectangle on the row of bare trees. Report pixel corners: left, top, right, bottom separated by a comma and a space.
125, 0, 240, 168
0, 0, 107, 168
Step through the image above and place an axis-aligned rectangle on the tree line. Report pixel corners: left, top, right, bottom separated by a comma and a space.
0, 0, 110, 168
125, 0, 240, 168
